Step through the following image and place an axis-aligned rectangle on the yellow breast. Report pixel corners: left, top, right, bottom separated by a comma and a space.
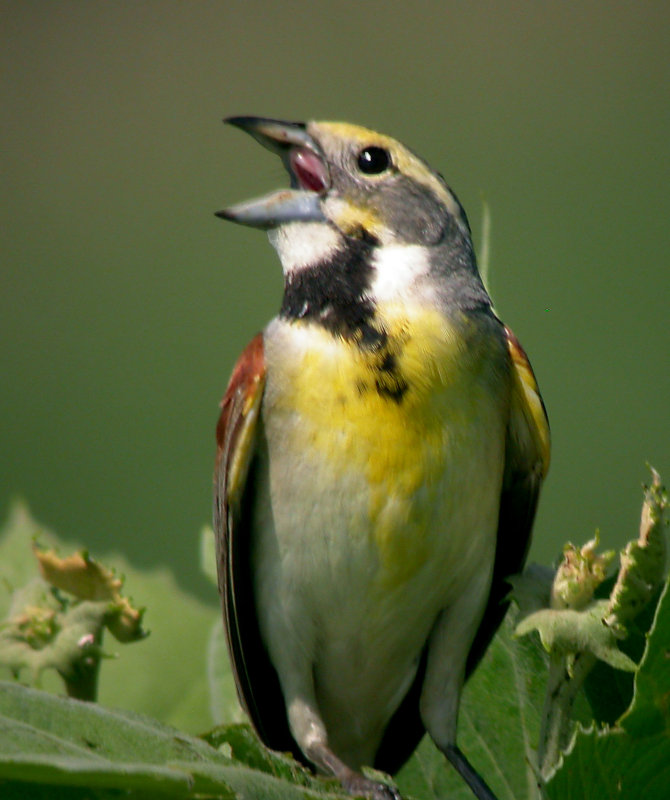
266, 304, 507, 585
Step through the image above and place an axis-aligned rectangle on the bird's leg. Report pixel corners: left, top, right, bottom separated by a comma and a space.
419, 573, 500, 800
443, 744, 499, 800
308, 741, 402, 800
288, 696, 401, 800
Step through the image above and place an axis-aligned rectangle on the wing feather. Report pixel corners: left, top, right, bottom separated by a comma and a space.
213, 334, 299, 754
466, 325, 550, 673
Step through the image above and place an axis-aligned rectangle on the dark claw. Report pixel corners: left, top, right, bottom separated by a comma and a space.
307, 740, 403, 800
341, 772, 403, 800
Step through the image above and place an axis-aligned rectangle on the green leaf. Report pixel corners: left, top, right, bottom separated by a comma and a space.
0, 537, 151, 700
516, 601, 637, 671
0, 502, 54, 619
605, 468, 667, 635
96, 562, 224, 732
546, 572, 670, 799
207, 619, 245, 726
0, 502, 228, 732
396, 613, 547, 800
620, 574, 670, 737
545, 728, 669, 800
0, 681, 348, 799
203, 723, 329, 790
582, 583, 658, 725
507, 564, 554, 617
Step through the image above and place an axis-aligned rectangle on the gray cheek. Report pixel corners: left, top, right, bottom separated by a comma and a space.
328, 169, 449, 245
379, 182, 448, 245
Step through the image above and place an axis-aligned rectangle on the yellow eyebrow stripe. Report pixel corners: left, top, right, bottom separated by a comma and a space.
312, 120, 467, 227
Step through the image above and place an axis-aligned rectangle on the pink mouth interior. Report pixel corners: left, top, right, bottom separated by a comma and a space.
289, 147, 329, 192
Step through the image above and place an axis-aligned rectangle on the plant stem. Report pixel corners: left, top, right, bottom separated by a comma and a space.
537, 650, 596, 781
59, 630, 103, 702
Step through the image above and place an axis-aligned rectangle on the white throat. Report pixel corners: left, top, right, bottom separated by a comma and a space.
368, 244, 433, 304
268, 222, 342, 275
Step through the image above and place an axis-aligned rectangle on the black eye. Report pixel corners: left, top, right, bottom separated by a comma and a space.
357, 146, 391, 175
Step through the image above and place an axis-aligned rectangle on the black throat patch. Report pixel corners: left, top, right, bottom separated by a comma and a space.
280, 235, 409, 403
279, 234, 385, 346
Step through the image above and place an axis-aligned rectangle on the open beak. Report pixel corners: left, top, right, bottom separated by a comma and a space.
216, 116, 330, 229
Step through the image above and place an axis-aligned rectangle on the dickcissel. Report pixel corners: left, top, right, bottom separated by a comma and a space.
214, 117, 549, 800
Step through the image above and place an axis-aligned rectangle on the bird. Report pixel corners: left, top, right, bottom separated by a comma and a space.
213, 116, 550, 800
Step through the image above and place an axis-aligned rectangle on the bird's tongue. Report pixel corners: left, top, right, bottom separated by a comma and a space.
289, 147, 329, 193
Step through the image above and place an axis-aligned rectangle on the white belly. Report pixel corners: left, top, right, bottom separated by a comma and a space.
252, 316, 509, 766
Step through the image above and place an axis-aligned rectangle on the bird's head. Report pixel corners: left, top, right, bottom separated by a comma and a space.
218, 117, 488, 332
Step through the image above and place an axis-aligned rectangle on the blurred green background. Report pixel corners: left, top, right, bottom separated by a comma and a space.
1, 2, 668, 603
